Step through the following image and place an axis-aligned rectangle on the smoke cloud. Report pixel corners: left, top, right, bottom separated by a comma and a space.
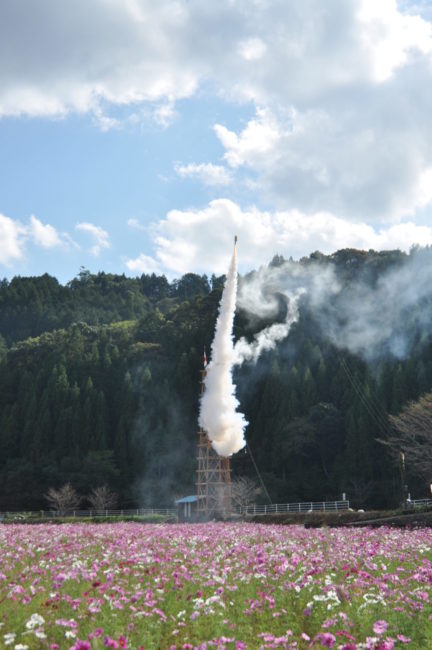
236, 248, 432, 362
199, 244, 247, 457
233, 288, 305, 365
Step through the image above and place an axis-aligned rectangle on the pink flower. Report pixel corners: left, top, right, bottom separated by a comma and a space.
373, 620, 388, 635
313, 632, 336, 647
377, 642, 394, 650
397, 635, 411, 644
71, 642, 91, 650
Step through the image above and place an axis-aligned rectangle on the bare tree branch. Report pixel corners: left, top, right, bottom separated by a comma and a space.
87, 485, 118, 512
45, 483, 81, 513
380, 392, 432, 482
231, 477, 261, 508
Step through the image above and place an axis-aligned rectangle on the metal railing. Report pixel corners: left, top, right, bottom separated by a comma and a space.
0, 507, 177, 520
5, 499, 432, 521
1, 501, 349, 520
234, 500, 350, 515
408, 498, 432, 509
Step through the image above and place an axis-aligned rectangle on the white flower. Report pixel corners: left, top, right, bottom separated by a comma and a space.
25, 614, 45, 630
65, 630, 76, 639
3, 633, 16, 646
14, 645, 29, 650
34, 630, 46, 639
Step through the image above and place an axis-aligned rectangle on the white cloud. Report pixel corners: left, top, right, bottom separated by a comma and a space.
0, 213, 67, 267
215, 108, 280, 169
0, 214, 26, 266
153, 102, 177, 128
29, 215, 62, 248
2, 1, 431, 119
127, 218, 147, 231
238, 37, 267, 62
135, 199, 432, 276
175, 162, 232, 186
1, 0, 432, 225
125, 253, 162, 275
357, 0, 432, 81
0, 1, 198, 121
215, 98, 432, 222
76, 222, 110, 256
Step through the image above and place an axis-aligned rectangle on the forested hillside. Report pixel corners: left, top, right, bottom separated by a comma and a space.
1, 248, 432, 510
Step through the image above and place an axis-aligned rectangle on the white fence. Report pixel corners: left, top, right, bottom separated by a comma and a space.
4, 499, 432, 521
1, 501, 349, 520
234, 500, 350, 515
409, 499, 432, 508
0, 507, 177, 520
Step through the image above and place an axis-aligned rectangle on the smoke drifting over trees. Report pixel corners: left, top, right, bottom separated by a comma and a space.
237, 247, 432, 362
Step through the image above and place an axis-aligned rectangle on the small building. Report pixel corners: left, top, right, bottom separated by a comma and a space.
175, 495, 201, 521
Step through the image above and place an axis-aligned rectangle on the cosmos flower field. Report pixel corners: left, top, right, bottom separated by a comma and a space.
1, 523, 432, 649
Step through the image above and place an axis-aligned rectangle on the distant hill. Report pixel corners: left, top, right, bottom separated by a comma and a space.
1, 248, 432, 510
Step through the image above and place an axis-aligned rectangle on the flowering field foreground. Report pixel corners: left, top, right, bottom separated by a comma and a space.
1, 523, 432, 650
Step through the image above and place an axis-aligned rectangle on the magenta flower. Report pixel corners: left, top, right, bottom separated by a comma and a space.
397, 635, 411, 644
71, 642, 91, 650
373, 620, 388, 635
313, 632, 336, 647
377, 642, 394, 650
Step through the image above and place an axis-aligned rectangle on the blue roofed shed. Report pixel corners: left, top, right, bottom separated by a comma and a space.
174, 495, 202, 521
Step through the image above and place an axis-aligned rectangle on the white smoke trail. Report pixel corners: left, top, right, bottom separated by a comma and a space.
199, 243, 247, 457
233, 288, 305, 365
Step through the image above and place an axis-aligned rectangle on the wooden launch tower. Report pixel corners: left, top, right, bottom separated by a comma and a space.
196, 356, 232, 518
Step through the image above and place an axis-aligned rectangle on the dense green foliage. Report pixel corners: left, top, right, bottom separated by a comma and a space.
0, 250, 431, 510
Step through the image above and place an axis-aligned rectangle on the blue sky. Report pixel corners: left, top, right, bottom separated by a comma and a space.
1, 0, 432, 283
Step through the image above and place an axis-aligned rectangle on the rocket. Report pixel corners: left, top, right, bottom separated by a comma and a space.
234, 235, 238, 246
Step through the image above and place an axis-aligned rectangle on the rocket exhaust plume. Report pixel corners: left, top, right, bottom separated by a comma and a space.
199, 237, 247, 457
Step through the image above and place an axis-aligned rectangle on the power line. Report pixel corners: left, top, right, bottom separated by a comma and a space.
246, 441, 273, 505
338, 354, 391, 438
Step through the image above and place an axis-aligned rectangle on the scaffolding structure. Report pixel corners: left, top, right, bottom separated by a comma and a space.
196, 364, 232, 518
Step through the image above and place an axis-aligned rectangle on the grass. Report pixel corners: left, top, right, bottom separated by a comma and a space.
0, 513, 175, 524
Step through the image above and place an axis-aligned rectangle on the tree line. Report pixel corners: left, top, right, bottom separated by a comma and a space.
0, 250, 432, 510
